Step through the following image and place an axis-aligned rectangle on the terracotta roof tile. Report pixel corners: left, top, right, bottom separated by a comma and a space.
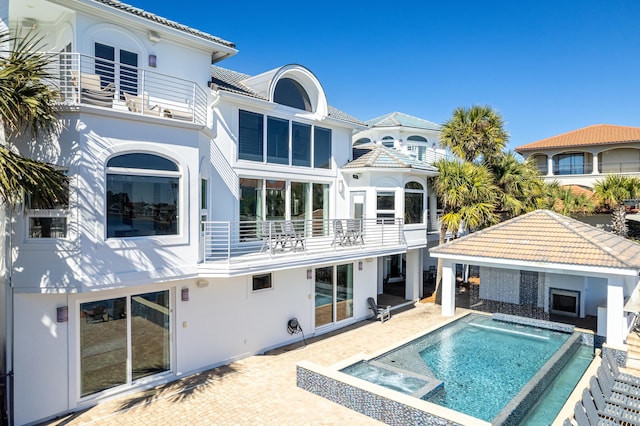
430, 210, 640, 270
516, 124, 640, 152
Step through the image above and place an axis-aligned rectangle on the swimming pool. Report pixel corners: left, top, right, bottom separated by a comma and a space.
339, 313, 592, 424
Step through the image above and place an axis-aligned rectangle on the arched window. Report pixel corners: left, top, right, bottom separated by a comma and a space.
407, 135, 428, 161
404, 181, 424, 224
407, 135, 428, 142
274, 78, 312, 111
106, 153, 180, 238
381, 136, 394, 148
354, 138, 371, 146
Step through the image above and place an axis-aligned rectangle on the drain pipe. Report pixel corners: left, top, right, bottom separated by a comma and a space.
4, 206, 14, 426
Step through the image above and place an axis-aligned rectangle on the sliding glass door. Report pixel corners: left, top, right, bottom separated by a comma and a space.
314, 263, 353, 328
80, 290, 170, 397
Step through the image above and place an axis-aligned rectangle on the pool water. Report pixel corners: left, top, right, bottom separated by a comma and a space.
342, 314, 593, 424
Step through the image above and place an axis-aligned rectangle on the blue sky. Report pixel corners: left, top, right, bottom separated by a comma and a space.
129, 0, 640, 151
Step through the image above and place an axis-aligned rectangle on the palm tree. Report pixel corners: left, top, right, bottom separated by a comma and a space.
433, 159, 499, 298
488, 152, 546, 219
439, 105, 509, 164
0, 29, 67, 206
540, 182, 594, 217
593, 175, 640, 237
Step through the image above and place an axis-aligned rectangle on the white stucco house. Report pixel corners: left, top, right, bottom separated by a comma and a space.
1, 1, 437, 424
430, 209, 640, 349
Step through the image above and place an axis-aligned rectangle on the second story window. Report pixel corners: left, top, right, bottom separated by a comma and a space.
404, 181, 424, 224
106, 153, 180, 238
555, 153, 585, 175
376, 191, 395, 224
238, 110, 332, 169
27, 168, 69, 239
95, 42, 138, 97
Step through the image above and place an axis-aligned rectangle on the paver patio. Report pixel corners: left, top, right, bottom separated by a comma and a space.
44, 302, 464, 425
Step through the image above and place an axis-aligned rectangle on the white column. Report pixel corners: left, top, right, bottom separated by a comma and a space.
592, 152, 600, 174
405, 250, 420, 301
429, 192, 438, 230
547, 155, 554, 176
441, 261, 456, 317
606, 277, 625, 346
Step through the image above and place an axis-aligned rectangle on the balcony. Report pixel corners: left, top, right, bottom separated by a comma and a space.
199, 218, 407, 276
51, 53, 207, 125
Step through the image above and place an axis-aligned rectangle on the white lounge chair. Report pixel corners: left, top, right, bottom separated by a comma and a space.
367, 297, 390, 323
123, 92, 162, 116
70, 70, 114, 107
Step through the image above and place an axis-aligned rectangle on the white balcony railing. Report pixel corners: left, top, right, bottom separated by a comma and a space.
50, 52, 207, 125
202, 218, 405, 263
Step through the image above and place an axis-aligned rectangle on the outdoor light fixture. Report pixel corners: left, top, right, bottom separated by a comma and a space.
196, 279, 209, 288
181, 287, 189, 301
338, 180, 344, 193
307, 269, 312, 279
148, 54, 157, 68
358, 261, 363, 271
352, 174, 359, 180
56, 306, 68, 323
148, 30, 161, 43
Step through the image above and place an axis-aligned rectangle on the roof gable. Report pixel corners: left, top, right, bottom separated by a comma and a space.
516, 124, 640, 152
430, 209, 640, 270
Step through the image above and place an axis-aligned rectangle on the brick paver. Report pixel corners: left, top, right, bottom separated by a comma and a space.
45, 302, 461, 426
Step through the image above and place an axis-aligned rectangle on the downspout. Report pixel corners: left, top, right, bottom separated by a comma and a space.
6, 206, 14, 426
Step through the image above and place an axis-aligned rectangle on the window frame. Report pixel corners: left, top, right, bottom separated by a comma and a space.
251, 273, 273, 292
376, 191, 396, 224
105, 153, 181, 240
404, 181, 424, 225
26, 167, 70, 240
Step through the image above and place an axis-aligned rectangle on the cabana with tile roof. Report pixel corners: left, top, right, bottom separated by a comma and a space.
429, 209, 640, 346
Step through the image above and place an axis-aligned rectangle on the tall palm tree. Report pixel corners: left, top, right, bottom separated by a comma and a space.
540, 181, 594, 217
593, 175, 640, 237
433, 159, 499, 297
0, 29, 67, 206
439, 105, 509, 164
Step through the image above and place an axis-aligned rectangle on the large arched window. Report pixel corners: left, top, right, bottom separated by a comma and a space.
404, 181, 424, 224
106, 153, 180, 238
274, 78, 312, 111
381, 136, 395, 148
354, 138, 371, 146
407, 135, 428, 161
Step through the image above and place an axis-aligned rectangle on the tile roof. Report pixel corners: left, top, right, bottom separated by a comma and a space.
94, 0, 235, 48
366, 112, 442, 131
430, 209, 640, 270
210, 66, 365, 126
516, 124, 640, 152
344, 144, 438, 172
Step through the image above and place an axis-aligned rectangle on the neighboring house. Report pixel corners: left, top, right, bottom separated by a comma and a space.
2, 1, 432, 424
515, 124, 640, 189
430, 209, 640, 348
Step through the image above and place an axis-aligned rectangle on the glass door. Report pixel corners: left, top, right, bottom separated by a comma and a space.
314, 264, 353, 328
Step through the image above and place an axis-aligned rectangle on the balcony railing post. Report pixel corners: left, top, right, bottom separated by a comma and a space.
227, 222, 231, 264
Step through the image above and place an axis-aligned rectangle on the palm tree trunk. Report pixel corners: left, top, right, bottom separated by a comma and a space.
612, 204, 628, 237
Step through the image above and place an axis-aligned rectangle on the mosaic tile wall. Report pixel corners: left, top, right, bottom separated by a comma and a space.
296, 365, 461, 426
492, 312, 575, 333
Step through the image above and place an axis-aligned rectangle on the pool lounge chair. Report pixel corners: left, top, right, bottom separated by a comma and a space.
597, 366, 640, 411
589, 377, 639, 424
603, 350, 640, 386
367, 297, 390, 323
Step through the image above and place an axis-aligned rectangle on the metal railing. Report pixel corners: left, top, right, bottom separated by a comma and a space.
202, 218, 405, 263
50, 52, 207, 125
538, 161, 640, 175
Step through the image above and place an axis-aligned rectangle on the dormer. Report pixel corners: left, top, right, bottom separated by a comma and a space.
241, 64, 329, 118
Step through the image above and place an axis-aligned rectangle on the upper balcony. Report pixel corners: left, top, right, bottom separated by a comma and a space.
198, 218, 407, 276
51, 52, 208, 125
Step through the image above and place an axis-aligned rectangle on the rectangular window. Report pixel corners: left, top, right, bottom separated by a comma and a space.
292, 122, 311, 167
290, 182, 309, 221
404, 192, 424, 224
27, 169, 69, 239
119, 49, 138, 97
239, 110, 264, 161
555, 153, 584, 175
94, 43, 115, 88
377, 191, 395, 224
265, 180, 286, 220
201, 178, 207, 210
312, 183, 329, 236
106, 174, 179, 237
267, 116, 289, 164
252, 273, 272, 291
314, 127, 332, 169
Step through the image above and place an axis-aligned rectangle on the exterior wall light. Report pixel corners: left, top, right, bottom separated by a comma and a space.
181, 287, 189, 301
149, 54, 157, 68
56, 306, 68, 323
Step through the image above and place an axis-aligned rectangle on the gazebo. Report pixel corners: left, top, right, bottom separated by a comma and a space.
429, 210, 640, 346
